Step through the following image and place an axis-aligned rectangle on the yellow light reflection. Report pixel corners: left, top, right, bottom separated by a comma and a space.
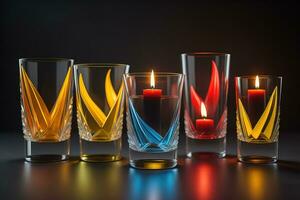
247, 168, 265, 200
75, 161, 124, 199
237, 164, 278, 200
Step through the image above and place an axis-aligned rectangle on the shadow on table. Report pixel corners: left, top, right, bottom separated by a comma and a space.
7, 156, 80, 164
277, 160, 300, 171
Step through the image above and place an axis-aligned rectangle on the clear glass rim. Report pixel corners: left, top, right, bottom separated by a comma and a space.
235, 75, 282, 80
124, 72, 183, 78
181, 52, 230, 57
19, 58, 74, 62
74, 63, 129, 68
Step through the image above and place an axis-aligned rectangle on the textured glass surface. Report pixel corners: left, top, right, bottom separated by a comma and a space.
181, 53, 230, 139
19, 58, 74, 142
124, 73, 184, 153
74, 64, 129, 142
235, 76, 282, 143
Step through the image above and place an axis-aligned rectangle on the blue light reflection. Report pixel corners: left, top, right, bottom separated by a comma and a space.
128, 168, 178, 200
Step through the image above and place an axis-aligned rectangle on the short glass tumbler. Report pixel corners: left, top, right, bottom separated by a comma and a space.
124, 72, 184, 169
19, 58, 74, 162
74, 63, 129, 162
181, 52, 230, 158
235, 75, 282, 163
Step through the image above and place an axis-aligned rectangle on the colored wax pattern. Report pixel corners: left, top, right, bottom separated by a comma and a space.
128, 95, 179, 152
77, 69, 124, 142
237, 87, 279, 142
20, 66, 73, 142
184, 60, 227, 139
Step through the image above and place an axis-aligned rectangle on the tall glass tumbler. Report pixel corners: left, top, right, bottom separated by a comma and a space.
74, 63, 129, 162
19, 58, 74, 162
235, 75, 282, 163
124, 72, 184, 169
181, 52, 230, 158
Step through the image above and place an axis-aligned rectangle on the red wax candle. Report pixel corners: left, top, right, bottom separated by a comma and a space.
143, 70, 162, 99
247, 89, 266, 103
247, 76, 266, 123
196, 103, 214, 132
143, 89, 162, 99
196, 118, 214, 132
143, 70, 162, 131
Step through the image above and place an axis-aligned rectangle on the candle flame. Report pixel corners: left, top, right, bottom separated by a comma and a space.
255, 75, 260, 89
201, 102, 207, 118
150, 70, 155, 88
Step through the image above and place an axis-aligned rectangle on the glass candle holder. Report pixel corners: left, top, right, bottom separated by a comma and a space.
19, 58, 74, 162
124, 72, 184, 169
181, 52, 230, 158
74, 63, 129, 162
235, 75, 282, 163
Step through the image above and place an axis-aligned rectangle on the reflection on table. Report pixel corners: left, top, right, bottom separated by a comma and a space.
2, 155, 299, 200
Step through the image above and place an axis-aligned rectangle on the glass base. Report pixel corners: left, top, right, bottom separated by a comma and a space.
237, 140, 278, 163
80, 137, 122, 162
129, 148, 177, 169
25, 139, 70, 162
186, 136, 226, 158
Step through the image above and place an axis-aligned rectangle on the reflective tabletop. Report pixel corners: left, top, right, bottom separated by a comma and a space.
0, 132, 299, 200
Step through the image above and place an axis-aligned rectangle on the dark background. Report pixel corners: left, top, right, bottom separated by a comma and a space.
1, 2, 300, 200
0, 0, 299, 133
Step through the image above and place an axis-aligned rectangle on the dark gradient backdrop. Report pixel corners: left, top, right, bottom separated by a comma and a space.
0, 1, 299, 133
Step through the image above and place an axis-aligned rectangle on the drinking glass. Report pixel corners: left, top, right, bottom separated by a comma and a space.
181, 52, 230, 158
235, 75, 282, 163
19, 58, 74, 162
124, 72, 184, 169
74, 63, 129, 162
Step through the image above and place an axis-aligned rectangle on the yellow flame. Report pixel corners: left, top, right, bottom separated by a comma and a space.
201, 102, 207, 118
255, 75, 260, 88
150, 70, 155, 88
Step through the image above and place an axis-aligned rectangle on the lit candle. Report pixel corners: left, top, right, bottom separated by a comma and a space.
196, 103, 214, 132
247, 75, 266, 123
143, 70, 162, 99
143, 70, 162, 130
